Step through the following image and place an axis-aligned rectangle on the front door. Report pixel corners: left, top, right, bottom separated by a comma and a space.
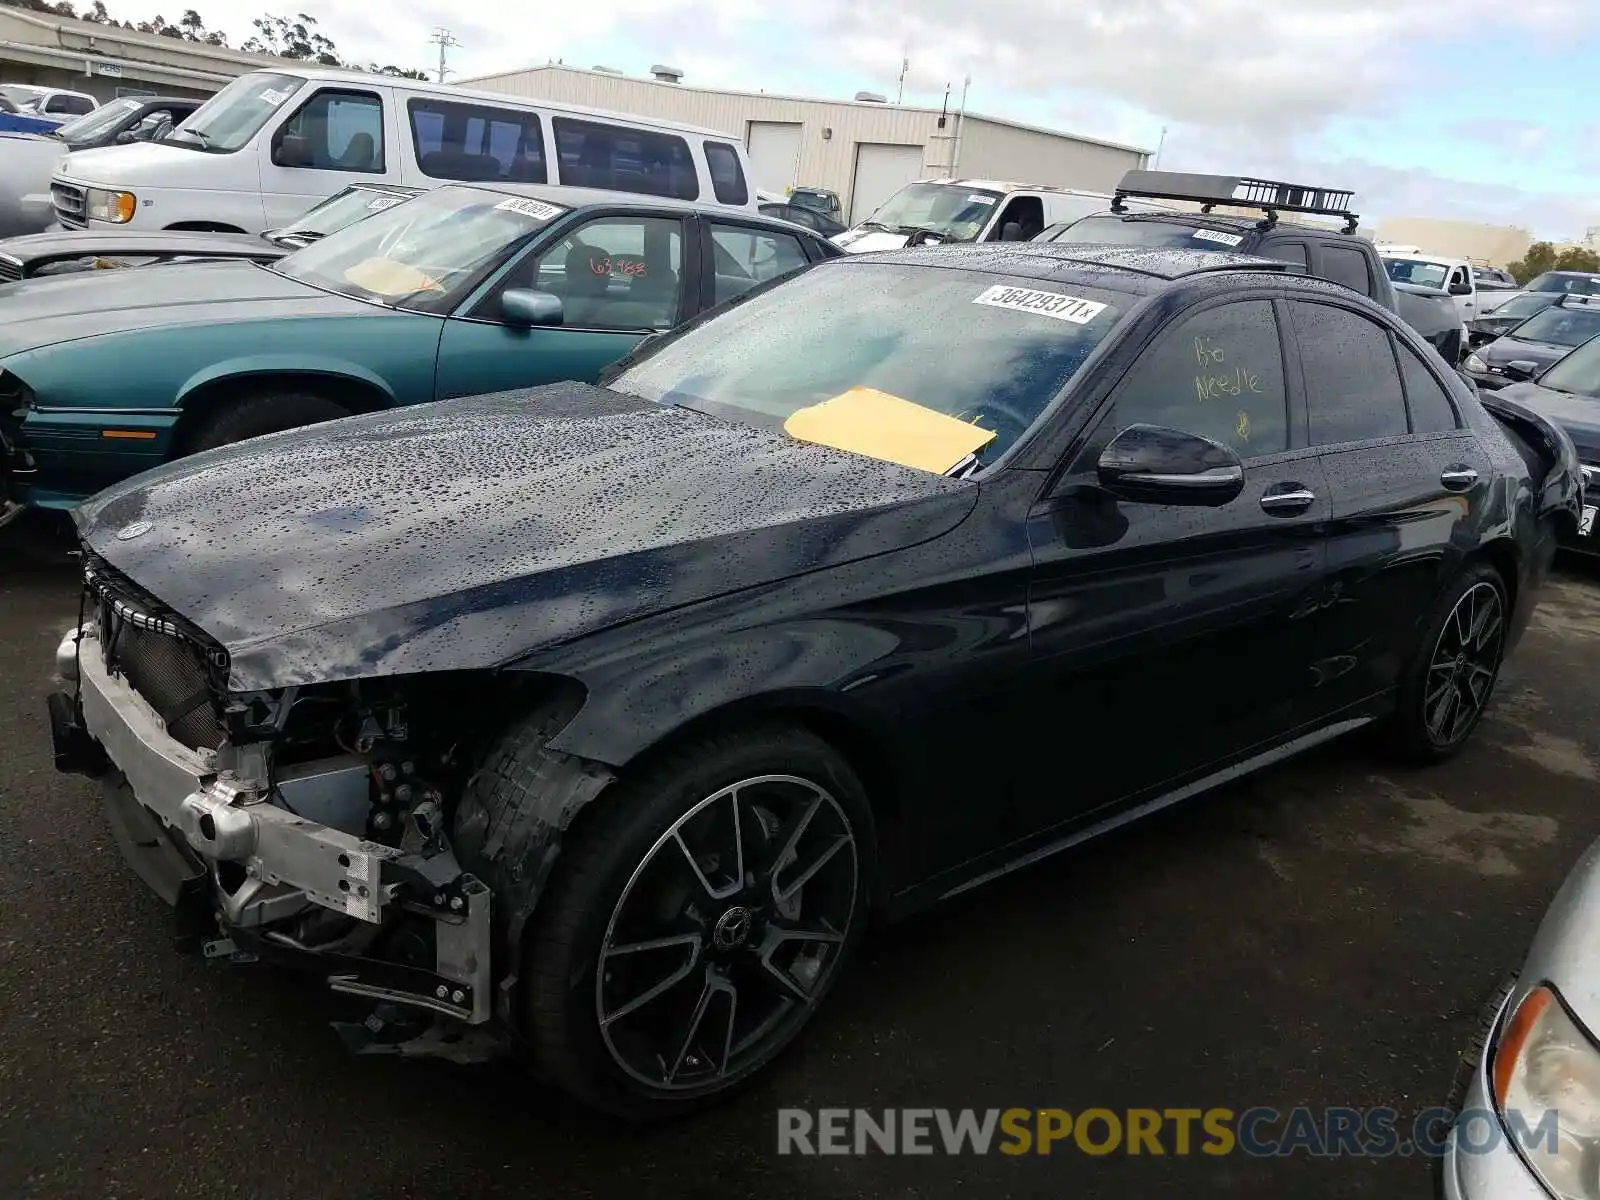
1022, 296, 1333, 835
434, 212, 689, 401
258, 86, 393, 229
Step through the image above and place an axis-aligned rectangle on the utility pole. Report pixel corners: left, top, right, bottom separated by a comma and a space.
949, 74, 971, 177
1153, 125, 1167, 169
428, 27, 460, 83
896, 54, 909, 104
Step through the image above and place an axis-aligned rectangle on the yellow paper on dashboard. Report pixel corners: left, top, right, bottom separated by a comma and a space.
783, 387, 997, 474
341, 257, 444, 297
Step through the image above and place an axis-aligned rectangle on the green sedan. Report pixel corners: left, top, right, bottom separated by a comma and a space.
0, 183, 840, 518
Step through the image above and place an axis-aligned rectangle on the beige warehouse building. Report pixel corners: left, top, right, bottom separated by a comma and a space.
1373, 217, 1533, 268
463, 63, 1152, 224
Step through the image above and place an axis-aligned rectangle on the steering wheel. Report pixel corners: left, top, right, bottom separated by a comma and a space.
955, 401, 1033, 458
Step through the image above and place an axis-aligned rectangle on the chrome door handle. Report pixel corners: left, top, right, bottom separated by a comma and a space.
1260, 486, 1316, 515
1441, 465, 1479, 490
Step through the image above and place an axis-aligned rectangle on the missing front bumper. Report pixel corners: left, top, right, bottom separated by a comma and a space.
52, 625, 495, 1028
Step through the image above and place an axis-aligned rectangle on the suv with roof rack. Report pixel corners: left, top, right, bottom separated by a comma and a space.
1038, 170, 1399, 317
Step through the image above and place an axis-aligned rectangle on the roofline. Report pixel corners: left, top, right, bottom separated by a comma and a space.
0, 3, 303, 70
458, 62, 1156, 157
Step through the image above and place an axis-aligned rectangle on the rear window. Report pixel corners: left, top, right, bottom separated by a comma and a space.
408, 99, 546, 184
704, 141, 748, 206
1321, 244, 1375, 297
1052, 214, 1253, 252
552, 117, 698, 200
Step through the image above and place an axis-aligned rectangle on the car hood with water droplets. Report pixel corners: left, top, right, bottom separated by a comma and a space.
73, 384, 977, 691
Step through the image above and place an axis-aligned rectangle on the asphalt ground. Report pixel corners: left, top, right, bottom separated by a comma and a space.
4, 506, 1600, 1198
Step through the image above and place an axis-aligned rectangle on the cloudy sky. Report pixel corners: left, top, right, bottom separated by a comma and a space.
151, 0, 1600, 239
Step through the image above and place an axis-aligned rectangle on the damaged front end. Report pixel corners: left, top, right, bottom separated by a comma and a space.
49, 551, 505, 1058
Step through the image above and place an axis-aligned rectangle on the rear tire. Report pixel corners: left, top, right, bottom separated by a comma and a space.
184, 391, 351, 453
512, 724, 874, 1119
1386, 562, 1509, 764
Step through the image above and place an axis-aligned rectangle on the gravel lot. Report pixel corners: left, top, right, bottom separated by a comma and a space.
4, 509, 1600, 1198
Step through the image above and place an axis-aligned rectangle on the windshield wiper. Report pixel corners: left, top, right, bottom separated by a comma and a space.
857, 220, 894, 232
275, 229, 323, 244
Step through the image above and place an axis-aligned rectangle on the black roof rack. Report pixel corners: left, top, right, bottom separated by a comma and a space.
1111, 170, 1361, 234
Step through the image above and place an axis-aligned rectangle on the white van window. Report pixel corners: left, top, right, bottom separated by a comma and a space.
273, 89, 384, 172
168, 71, 305, 153
551, 117, 697, 200
408, 98, 546, 184
45, 94, 95, 116
704, 141, 748, 206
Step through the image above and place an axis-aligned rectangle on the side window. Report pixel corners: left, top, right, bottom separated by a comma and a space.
704, 141, 749, 206
551, 118, 698, 200
48, 94, 92, 115
521, 216, 684, 331
1320, 244, 1375, 297
407, 99, 545, 183
1260, 241, 1308, 269
709, 225, 810, 304
1105, 300, 1289, 459
273, 90, 384, 172
1396, 341, 1461, 433
1448, 265, 1469, 290
1293, 301, 1409, 444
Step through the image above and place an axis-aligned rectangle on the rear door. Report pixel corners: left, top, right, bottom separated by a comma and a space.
1286, 297, 1483, 713
434, 211, 688, 400
1022, 294, 1333, 833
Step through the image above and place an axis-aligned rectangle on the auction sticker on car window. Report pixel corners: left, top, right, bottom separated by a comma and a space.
258, 88, 291, 105
968, 195, 997, 204
366, 195, 406, 211
1192, 229, 1245, 248
972, 284, 1107, 324
494, 197, 564, 221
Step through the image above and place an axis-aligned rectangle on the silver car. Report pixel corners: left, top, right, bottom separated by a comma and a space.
1443, 835, 1600, 1198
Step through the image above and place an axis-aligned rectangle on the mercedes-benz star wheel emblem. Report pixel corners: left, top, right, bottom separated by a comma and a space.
713, 906, 753, 950
115, 520, 153, 541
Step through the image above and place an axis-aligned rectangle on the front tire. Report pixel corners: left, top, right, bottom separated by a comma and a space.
1388, 563, 1509, 764
184, 390, 351, 453
519, 725, 873, 1119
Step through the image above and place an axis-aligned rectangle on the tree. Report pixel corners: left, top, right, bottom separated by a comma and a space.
1509, 242, 1557, 284
1555, 246, 1600, 274
242, 12, 340, 65
367, 64, 430, 80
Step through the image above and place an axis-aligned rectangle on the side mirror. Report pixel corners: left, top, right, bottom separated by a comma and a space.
1449, 280, 1473, 296
1502, 359, 1540, 383
1096, 424, 1244, 507
500, 288, 564, 327
115, 130, 137, 144
999, 220, 1024, 242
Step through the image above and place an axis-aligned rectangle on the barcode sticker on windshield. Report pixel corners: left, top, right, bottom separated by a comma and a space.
967, 194, 997, 205
259, 88, 289, 105
1192, 229, 1245, 247
494, 197, 564, 221
972, 285, 1107, 325
366, 195, 405, 211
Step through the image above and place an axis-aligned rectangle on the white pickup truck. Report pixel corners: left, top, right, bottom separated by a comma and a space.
1377, 247, 1484, 323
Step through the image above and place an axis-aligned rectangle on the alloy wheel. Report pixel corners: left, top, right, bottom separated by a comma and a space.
595, 774, 859, 1093
1424, 580, 1505, 747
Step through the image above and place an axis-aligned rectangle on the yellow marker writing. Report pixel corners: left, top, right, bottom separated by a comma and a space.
1236, 411, 1251, 442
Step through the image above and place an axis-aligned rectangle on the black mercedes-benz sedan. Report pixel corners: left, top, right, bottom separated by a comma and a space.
1463, 296, 1600, 389
46, 243, 1581, 1118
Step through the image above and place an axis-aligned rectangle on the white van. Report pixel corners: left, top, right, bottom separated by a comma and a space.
48, 67, 757, 234
832, 178, 1170, 253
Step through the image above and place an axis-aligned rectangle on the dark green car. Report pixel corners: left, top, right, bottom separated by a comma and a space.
0, 183, 840, 519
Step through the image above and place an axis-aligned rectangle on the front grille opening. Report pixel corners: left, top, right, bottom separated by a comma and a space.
86, 554, 229, 752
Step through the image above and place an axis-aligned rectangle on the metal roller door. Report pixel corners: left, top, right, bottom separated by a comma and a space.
746, 121, 803, 196
850, 142, 926, 223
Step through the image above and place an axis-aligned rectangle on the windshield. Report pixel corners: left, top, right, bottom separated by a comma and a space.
53, 96, 141, 144
273, 186, 419, 243
1384, 258, 1450, 289
274, 185, 567, 312
1507, 305, 1600, 347
1493, 293, 1557, 321
166, 71, 304, 152
1526, 272, 1600, 296
791, 190, 836, 213
1536, 334, 1600, 398
860, 183, 1005, 241
609, 262, 1126, 472
1051, 214, 1252, 252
